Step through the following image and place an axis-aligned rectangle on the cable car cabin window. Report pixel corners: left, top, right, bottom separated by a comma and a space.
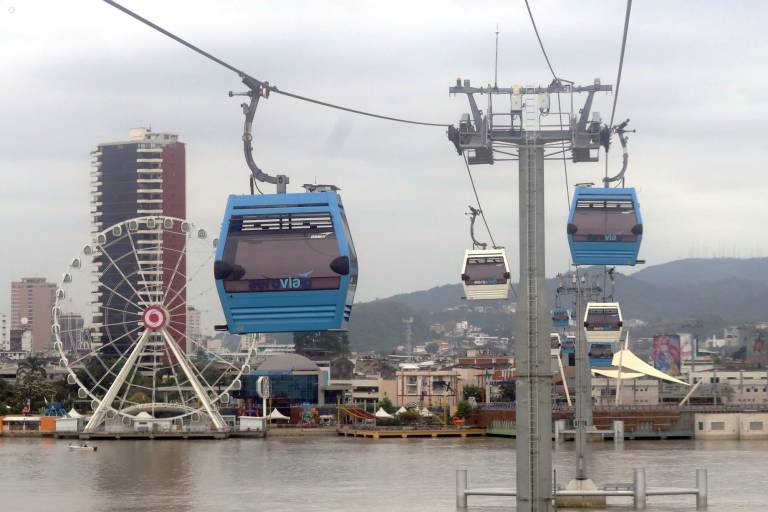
338, 207, 358, 289
221, 214, 342, 293
465, 257, 508, 285
586, 308, 621, 331
552, 310, 569, 322
572, 199, 638, 242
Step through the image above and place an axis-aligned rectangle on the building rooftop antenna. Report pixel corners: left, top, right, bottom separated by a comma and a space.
494, 25, 500, 90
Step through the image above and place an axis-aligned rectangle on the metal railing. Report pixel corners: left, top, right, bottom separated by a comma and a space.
456, 467, 707, 510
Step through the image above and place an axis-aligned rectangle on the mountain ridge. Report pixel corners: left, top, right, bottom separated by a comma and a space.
347, 258, 768, 353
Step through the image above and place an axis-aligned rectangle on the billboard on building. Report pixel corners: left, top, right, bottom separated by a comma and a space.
652, 335, 681, 376
679, 333, 693, 362
588, 342, 614, 368
749, 329, 768, 362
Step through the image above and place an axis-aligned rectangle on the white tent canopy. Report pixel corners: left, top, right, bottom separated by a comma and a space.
608, 349, 689, 386
591, 369, 645, 380
395, 406, 408, 415
420, 407, 433, 417
267, 408, 290, 421
67, 408, 83, 418
374, 407, 394, 419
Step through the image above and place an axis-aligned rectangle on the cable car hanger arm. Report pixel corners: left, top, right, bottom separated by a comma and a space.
230, 79, 289, 193
602, 119, 635, 187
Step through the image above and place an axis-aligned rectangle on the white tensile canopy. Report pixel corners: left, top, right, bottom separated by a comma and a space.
67, 408, 83, 418
591, 349, 689, 386
374, 407, 394, 419
420, 407, 433, 417
395, 406, 408, 415
612, 349, 689, 385
268, 408, 290, 421
591, 369, 645, 380
135, 411, 154, 419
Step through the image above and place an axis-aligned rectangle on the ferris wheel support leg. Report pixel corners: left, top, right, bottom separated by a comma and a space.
83, 329, 152, 433
160, 329, 228, 432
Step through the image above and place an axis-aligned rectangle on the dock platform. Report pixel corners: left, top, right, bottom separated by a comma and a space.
338, 426, 486, 439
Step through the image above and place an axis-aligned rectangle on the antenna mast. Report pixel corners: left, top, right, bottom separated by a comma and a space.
494, 25, 500, 90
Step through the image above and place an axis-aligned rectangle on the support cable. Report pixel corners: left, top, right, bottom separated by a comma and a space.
101, 0, 450, 128
523, 0, 558, 82
523, 0, 572, 209
462, 154, 499, 250
609, 0, 633, 129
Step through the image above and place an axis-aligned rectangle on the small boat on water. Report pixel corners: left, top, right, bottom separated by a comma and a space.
68, 443, 97, 452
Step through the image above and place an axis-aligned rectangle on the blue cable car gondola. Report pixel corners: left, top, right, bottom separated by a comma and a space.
567, 187, 643, 266
214, 188, 357, 334
552, 308, 571, 328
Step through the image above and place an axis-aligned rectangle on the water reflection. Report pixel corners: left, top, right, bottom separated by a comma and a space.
0, 437, 766, 511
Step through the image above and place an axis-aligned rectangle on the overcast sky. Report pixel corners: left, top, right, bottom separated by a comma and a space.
1, 1, 767, 316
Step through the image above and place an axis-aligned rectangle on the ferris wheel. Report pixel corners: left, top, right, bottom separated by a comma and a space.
52, 215, 253, 434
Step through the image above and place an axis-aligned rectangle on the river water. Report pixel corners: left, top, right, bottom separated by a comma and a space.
0, 436, 765, 511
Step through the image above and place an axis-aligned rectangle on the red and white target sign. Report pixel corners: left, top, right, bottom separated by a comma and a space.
142, 306, 169, 331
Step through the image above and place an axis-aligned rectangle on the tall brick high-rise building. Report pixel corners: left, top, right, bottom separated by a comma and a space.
90, 128, 186, 353
10, 277, 56, 353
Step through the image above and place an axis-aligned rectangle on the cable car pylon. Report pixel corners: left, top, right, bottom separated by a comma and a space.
449, 78, 612, 511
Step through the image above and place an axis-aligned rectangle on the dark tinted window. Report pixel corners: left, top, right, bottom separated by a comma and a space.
589, 343, 614, 360
338, 206, 358, 291
586, 308, 621, 331
572, 199, 638, 242
222, 229, 341, 293
465, 256, 507, 285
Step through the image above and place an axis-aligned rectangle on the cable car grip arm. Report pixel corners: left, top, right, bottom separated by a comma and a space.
230, 77, 289, 193
602, 119, 633, 187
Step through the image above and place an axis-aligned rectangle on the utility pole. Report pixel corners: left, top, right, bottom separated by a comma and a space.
449, 79, 612, 512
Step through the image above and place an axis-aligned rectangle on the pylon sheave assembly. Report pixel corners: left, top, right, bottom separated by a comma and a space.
53, 216, 253, 435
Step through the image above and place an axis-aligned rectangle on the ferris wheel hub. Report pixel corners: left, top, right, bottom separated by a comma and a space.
142, 305, 169, 331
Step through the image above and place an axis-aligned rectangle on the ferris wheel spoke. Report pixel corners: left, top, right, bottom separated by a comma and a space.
159, 328, 227, 431
184, 331, 243, 374
160, 341, 190, 405
165, 282, 215, 316
90, 348, 140, 395
69, 324, 144, 367
164, 323, 217, 383
97, 304, 142, 317
160, 243, 188, 308
96, 240, 153, 306
83, 329, 153, 433
97, 280, 146, 313
126, 227, 158, 306
162, 246, 215, 312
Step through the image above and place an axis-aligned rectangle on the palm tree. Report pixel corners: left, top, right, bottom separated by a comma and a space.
16, 356, 47, 380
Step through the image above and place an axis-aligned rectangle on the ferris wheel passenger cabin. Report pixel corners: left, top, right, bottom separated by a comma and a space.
214, 187, 357, 334
460, 249, 511, 300
567, 187, 643, 266
583, 302, 623, 342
